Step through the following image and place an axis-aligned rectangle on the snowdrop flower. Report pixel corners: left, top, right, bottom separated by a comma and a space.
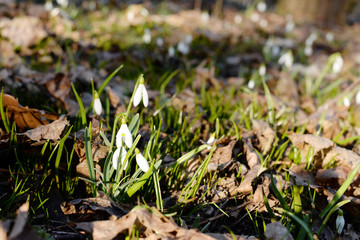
325, 32, 334, 42
140, 7, 149, 17
259, 64, 266, 76
207, 133, 216, 145
116, 118, 133, 148
133, 75, 149, 107
143, 28, 151, 44
57, 0, 68, 7
234, 14, 242, 24
336, 209, 345, 235
201, 11, 210, 23
278, 51, 293, 68
260, 19, 268, 28
127, 10, 135, 22
332, 54, 343, 74
168, 46, 175, 57
50, 7, 60, 17
343, 96, 350, 108
177, 41, 190, 55
135, 148, 150, 172
356, 91, 360, 105
93, 91, 102, 116
305, 32, 317, 46
185, 34, 193, 45
45, 1, 53, 10
304, 45, 313, 56
285, 15, 295, 33
156, 37, 164, 47
250, 12, 260, 23
248, 79, 255, 89
257, 2, 267, 12
112, 146, 127, 170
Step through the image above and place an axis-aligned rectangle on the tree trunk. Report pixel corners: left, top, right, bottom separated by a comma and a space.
276, 0, 353, 26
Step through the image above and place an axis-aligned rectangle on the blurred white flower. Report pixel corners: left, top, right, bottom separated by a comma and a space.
248, 79, 255, 89
332, 54, 343, 74
278, 51, 293, 68
260, 19, 268, 28
285, 20, 295, 33
250, 12, 260, 23
93, 92, 102, 116
143, 28, 151, 44
325, 32, 334, 42
112, 146, 127, 170
156, 37, 164, 47
272, 45, 281, 57
185, 34, 193, 45
45, 1, 53, 10
168, 46, 175, 57
127, 11, 135, 22
234, 14, 242, 24
50, 7, 60, 17
259, 64, 266, 76
140, 7, 149, 17
257, 2, 267, 12
343, 96, 350, 108
356, 91, 360, 105
305, 32, 317, 46
304, 45, 313, 56
135, 148, 150, 172
336, 209, 345, 235
116, 118, 133, 148
177, 41, 190, 55
206, 133, 216, 150
57, 0, 68, 7
201, 11, 210, 23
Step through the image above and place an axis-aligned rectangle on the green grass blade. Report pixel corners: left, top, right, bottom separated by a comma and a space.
320, 161, 360, 218
85, 127, 96, 195
98, 65, 123, 96
126, 161, 154, 198
71, 83, 87, 127
0, 88, 10, 133
175, 144, 208, 165
271, 174, 290, 211
55, 126, 73, 189
317, 200, 350, 235
275, 208, 313, 240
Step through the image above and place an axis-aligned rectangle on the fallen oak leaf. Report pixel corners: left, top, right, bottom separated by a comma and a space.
23, 116, 69, 141
0, 93, 58, 132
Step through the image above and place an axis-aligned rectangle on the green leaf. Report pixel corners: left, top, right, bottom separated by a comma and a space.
71, 83, 87, 127
126, 162, 154, 197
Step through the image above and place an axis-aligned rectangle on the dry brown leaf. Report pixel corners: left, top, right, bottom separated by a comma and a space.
243, 138, 261, 169
315, 167, 348, 187
75, 206, 216, 240
23, 116, 69, 141
61, 197, 129, 222
252, 119, 276, 154
208, 140, 237, 172
76, 161, 102, 181
44, 73, 77, 111
322, 146, 360, 174
230, 165, 267, 196
275, 71, 299, 104
0, 93, 58, 131
265, 222, 294, 240
288, 132, 334, 168
289, 163, 319, 188
0, 16, 47, 48
0, 202, 41, 240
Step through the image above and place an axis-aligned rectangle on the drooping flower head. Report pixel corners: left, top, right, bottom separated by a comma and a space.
133, 75, 149, 107
336, 209, 345, 235
116, 118, 133, 148
135, 148, 150, 172
93, 91, 102, 116
112, 146, 128, 170
332, 54, 343, 74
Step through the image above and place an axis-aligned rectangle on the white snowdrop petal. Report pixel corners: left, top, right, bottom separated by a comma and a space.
120, 146, 128, 169
94, 98, 102, 116
142, 85, 149, 107
356, 91, 360, 105
112, 148, 120, 169
133, 85, 142, 107
336, 215, 345, 235
123, 126, 133, 148
115, 129, 123, 148
343, 97, 350, 107
248, 80, 255, 89
136, 153, 150, 172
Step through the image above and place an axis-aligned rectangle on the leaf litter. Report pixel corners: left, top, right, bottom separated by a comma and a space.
2, 1, 360, 239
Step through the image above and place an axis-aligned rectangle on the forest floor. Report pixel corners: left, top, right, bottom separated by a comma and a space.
1, 1, 360, 239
